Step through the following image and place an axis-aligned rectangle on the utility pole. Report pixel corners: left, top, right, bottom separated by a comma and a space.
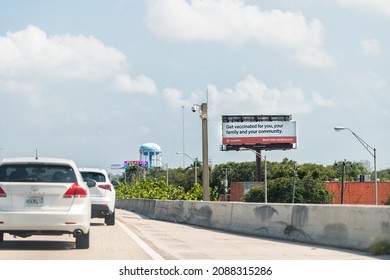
191, 102, 210, 201
334, 159, 350, 204
201, 103, 210, 201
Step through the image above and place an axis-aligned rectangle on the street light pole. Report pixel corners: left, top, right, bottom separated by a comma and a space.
222, 168, 231, 201
159, 159, 169, 185
264, 155, 267, 203
240, 147, 267, 203
334, 126, 378, 205
182, 105, 185, 167
176, 151, 198, 185
292, 166, 297, 204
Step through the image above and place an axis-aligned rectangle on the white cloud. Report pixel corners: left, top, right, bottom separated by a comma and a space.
163, 88, 187, 107
0, 25, 157, 95
358, 71, 387, 90
335, 0, 390, 16
0, 25, 126, 80
145, 0, 332, 67
293, 46, 335, 68
111, 74, 157, 95
137, 126, 152, 136
311, 92, 337, 107
0, 79, 39, 94
162, 87, 202, 107
163, 75, 336, 118
360, 38, 382, 56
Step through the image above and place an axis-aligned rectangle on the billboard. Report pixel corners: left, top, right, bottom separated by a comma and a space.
110, 163, 125, 169
124, 160, 149, 168
110, 160, 149, 170
221, 115, 297, 151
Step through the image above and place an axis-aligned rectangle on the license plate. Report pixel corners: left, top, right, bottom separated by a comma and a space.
25, 196, 44, 206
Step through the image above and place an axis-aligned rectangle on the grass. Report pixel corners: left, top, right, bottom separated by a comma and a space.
368, 239, 390, 255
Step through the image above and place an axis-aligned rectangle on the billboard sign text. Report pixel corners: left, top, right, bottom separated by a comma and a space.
222, 121, 296, 145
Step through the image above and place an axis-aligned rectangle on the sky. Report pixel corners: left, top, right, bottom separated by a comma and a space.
0, 0, 389, 172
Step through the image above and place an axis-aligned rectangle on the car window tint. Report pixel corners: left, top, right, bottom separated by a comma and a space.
81, 172, 106, 182
0, 164, 77, 183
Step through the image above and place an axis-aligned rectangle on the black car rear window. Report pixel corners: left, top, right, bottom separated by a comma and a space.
0, 164, 77, 183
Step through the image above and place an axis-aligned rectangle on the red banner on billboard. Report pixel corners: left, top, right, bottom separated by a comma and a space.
223, 136, 297, 145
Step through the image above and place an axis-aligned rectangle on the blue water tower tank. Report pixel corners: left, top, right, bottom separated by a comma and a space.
139, 143, 161, 168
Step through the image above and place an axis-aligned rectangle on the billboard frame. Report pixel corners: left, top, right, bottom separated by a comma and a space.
221, 114, 297, 151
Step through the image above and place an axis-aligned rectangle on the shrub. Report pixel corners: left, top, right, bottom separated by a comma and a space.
243, 186, 264, 202
369, 239, 390, 255
116, 179, 218, 201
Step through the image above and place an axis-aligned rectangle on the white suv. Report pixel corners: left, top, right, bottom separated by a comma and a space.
0, 157, 91, 249
79, 168, 116, 225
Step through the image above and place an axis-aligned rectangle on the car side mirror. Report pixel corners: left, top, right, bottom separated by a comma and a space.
111, 180, 119, 188
85, 179, 96, 188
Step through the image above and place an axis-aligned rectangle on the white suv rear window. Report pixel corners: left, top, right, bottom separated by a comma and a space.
80, 172, 106, 183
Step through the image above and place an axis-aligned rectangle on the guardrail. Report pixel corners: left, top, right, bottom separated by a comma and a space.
116, 198, 390, 251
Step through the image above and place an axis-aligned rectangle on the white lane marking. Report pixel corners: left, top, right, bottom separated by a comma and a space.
117, 219, 164, 260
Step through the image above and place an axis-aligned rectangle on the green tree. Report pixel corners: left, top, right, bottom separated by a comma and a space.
210, 161, 256, 194
243, 177, 332, 204
213, 158, 335, 204
124, 164, 139, 184
295, 178, 333, 204
266, 177, 294, 203
328, 160, 369, 181
115, 157, 388, 204
269, 158, 297, 179
377, 169, 390, 182
243, 186, 264, 202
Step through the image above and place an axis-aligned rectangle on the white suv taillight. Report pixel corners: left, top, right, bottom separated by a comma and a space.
63, 183, 88, 198
98, 184, 111, 191
0, 186, 6, 197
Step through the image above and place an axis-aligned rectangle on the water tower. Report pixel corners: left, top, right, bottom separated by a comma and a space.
139, 143, 162, 168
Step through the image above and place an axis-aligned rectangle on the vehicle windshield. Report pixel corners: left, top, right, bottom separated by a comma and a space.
0, 164, 77, 183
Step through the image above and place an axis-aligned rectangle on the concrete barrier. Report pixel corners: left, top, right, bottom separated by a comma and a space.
116, 199, 390, 251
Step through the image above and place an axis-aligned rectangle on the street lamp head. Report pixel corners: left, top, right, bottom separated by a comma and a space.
334, 126, 347, 132
176, 151, 196, 161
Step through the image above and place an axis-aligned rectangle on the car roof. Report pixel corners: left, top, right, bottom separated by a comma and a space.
79, 167, 108, 173
1, 157, 77, 166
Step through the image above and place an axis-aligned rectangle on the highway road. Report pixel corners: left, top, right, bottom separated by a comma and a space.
0, 208, 388, 260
